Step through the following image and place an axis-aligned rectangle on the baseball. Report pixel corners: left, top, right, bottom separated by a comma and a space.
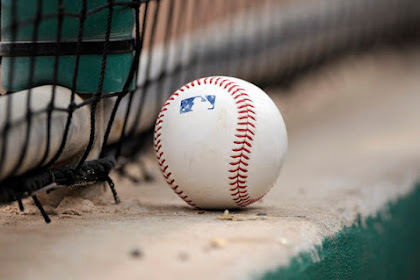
154, 76, 287, 209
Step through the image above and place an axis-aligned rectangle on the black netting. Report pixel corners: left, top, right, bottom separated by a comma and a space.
0, 0, 419, 221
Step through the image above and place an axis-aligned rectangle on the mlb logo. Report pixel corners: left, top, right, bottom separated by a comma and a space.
180, 95, 216, 114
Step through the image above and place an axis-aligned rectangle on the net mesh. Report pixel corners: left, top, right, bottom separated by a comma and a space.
0, 0, 419, 219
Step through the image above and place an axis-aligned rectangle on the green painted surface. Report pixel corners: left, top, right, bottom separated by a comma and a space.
262, 183, 420, 280
1, 54, 134, 93
1, 0, 135, 93
1, 0, 134, 41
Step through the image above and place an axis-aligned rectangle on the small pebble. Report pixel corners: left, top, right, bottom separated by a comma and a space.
278, 238, 289, 245
209, 238, 228, 249
130, 248, 143, 259
256, 213, 267, 216
178, 252, 189, 261
197, 210, 205, 214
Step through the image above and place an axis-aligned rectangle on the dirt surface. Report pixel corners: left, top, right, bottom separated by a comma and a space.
0, 49, 419, 280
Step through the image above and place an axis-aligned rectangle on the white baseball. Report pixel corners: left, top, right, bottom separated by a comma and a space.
154, 76, 287, 209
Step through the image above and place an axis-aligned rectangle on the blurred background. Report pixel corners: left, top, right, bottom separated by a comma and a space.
0, 0, 419, 217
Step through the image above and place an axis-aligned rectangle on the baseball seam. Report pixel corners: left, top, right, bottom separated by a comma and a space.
154, 77, 262, 208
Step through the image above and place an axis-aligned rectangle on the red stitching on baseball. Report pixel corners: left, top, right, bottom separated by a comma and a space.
234, 140, 252, 147
230, 154, 248, 159
233, 147, 251, 153
154, 77, 260, 208
230, 161, 249, 167
230, 185, 247, 190
229, 174, 247, 179
228, 84, 240, 91
224, 82, 234, 89
238, 110, 256, 115
235, 134, 253, 140
238, 122, 255, 128
226, 84, 257, 206
237, 128, 255, 135
238, 104, 254, 109
231, 88, 245, 95
229, 166, 247, 172
236, 99, 252, 104
219, 79, 228, 87
238, 115, 254, 120
231, 154, 250, 160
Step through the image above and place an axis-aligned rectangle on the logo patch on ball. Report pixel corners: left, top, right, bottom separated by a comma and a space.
180, 95, 216, 114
